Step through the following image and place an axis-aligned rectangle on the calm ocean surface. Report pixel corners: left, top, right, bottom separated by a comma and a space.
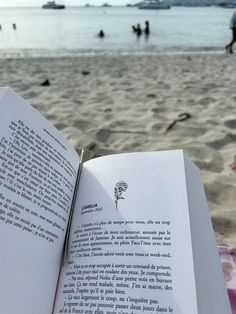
0, 6, 234, 56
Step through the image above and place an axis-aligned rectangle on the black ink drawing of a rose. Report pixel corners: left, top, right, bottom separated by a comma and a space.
114, 181, 128, 210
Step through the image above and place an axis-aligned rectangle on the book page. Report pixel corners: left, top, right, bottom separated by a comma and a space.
0, 88, 80, 314
54, 150, 203, 314
183, 156, 231, 314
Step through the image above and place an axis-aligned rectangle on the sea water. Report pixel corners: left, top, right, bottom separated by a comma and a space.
0, 6, 234, 56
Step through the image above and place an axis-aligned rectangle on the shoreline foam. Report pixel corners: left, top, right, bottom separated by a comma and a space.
0, 48, 226, 59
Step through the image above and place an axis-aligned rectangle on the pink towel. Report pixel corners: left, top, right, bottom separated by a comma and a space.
219, 246, 236, 314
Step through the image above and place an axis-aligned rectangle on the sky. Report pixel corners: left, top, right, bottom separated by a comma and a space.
0, 0, 131, 7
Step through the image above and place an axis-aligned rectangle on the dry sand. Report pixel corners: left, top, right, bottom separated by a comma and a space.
0, 53, 235, 245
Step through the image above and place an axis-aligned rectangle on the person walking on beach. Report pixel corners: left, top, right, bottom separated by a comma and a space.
225, 11, 236, 53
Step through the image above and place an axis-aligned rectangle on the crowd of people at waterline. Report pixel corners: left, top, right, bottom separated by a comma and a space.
96, 11, 236, 53
97, 20, 150, 39
132, 21, 150, 36
95, 11, 235, 51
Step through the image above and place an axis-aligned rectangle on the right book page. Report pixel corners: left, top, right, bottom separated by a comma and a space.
183, 155, 232, 314
54, 150, 230, 314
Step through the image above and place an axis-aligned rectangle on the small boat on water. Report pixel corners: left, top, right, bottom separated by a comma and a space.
102, 3, 112, 7
218, 3, 236, 8
42, 1, 66, 9
138, 0, 170, 9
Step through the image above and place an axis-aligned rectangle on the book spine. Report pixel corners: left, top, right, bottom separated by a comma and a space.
62, 149, 85, 265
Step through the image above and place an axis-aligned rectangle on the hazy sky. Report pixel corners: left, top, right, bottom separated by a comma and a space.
0, 0, 131, 7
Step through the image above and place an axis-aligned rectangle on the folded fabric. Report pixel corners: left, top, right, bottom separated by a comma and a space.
219, 246, 236, 314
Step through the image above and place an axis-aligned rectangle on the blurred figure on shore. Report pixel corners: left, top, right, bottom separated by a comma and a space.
97, 30, 105, 38
144, 20, 150, 35
225, 11, 236, 53
0, 25, 2, 31
13, 23, 17, 30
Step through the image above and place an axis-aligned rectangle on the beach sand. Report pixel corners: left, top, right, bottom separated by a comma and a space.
0, 53, 235, 245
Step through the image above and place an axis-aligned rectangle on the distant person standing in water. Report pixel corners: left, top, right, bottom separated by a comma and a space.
136, 24, 142, 36
144, 20, 150, 35
225, 11, 236, 53
97, 30, 105, 38
13, 23, 17, 30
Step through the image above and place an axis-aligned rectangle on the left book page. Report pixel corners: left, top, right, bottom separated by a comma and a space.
0, 88, 80, 314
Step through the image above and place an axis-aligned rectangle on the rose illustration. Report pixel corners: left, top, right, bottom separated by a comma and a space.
114, 181, 128, 210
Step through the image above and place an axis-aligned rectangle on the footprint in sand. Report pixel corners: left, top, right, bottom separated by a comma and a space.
54, 122, 68, 130
46, 114, 57, 121
72, 119, 91, 131
207, 134, 236, 149
183, 146, 223, 172
151, 108, 159, 114
198, 97, 216, 106
74, 100, 84, 105
211, 216, 236, 237
205, 181, 235, 207
224, 119, 236, 129
96, 129, 111, 143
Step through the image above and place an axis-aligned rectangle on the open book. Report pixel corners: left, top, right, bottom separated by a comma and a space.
0, 88, 231, 314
